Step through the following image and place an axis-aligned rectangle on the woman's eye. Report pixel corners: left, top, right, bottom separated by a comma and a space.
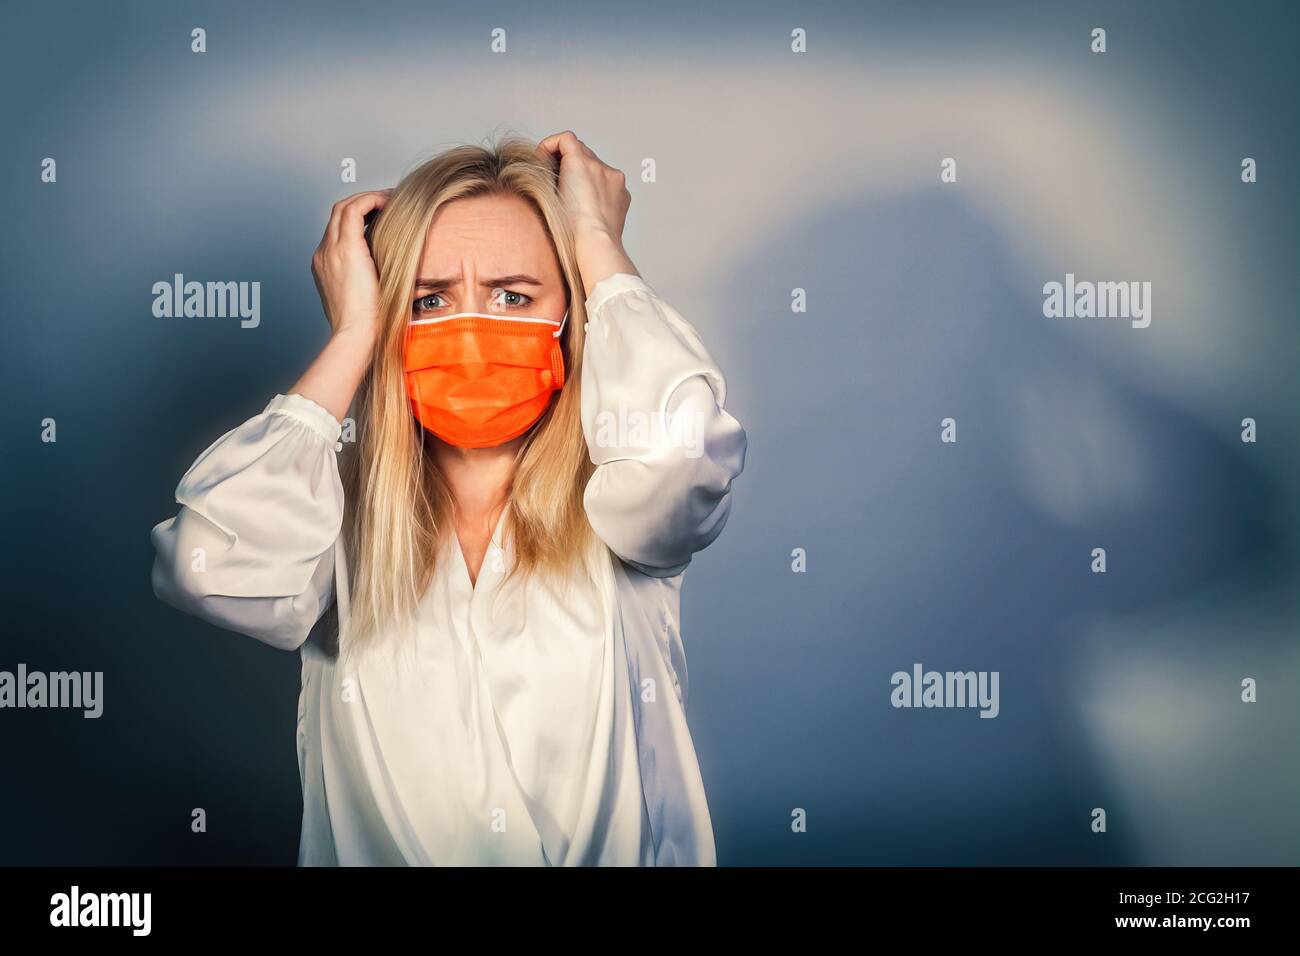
414, 293, 445, 313
491, 288, 532, 309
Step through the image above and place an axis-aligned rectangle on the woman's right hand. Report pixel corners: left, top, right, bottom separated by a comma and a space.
310, 190, 391, 340
291, 190, 392, 424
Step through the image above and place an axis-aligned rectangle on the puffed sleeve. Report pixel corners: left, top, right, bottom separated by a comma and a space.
149, 392, 345, 651
580, 272, 747, 576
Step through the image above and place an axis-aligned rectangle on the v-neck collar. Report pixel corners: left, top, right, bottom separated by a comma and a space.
450, 502, 510, 596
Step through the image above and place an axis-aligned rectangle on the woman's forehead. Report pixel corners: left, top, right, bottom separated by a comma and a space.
420, 195, 557, 277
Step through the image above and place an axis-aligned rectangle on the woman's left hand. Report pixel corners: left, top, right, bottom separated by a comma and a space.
537, 131, 640, 291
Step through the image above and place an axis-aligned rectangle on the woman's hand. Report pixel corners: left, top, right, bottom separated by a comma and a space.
537, 132, 640, 292
291, 190, 391, 425
310, 189, 390, 342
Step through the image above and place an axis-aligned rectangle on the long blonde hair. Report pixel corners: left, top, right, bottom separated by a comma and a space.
339, 136, 596, 659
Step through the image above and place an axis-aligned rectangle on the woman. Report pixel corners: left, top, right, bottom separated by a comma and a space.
150, 132, 747, 866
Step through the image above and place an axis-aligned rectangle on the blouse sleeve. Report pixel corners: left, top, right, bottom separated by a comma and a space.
580, 272, 747, 577
149, 392, 346, 651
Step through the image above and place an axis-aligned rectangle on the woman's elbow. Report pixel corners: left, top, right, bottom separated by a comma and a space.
149, 520, 331, 652
583, 451, 741, 574
151, 560, 324, 651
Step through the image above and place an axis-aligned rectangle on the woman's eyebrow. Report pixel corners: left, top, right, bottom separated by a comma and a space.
414, 274, 545, 289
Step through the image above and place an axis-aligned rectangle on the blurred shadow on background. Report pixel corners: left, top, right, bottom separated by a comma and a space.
689, 186, 1291, 865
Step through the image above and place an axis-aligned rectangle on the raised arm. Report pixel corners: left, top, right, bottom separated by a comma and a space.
150, 395, 346, 650
536, 131, 747, 575
580, 273, 747, 575
151, 190, 388, 649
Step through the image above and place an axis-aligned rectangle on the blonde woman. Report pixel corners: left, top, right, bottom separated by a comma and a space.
149, 132, 747, 866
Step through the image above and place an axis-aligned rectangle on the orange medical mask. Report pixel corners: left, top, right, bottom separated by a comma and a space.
403, 308, 567, 448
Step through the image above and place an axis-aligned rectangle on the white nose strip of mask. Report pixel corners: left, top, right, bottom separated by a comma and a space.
409, 310, 568, 336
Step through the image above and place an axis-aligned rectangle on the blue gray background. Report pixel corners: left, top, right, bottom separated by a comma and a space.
1, 0, 1296, 864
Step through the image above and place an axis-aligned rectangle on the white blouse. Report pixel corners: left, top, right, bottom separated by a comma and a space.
149, 272, 747, 866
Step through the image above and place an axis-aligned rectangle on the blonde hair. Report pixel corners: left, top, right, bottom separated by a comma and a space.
339, 135, 596, 660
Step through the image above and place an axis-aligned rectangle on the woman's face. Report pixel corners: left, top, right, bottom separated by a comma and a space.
412, 193, 566, 325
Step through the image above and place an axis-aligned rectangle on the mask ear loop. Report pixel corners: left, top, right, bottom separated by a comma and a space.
550, 308, 570, 389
